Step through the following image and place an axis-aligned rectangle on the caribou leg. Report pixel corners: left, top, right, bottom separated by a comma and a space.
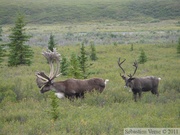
75, 92, 84, 99
138, 92, 142, 100
151, 88, 159, 97
133, 92, 138, 102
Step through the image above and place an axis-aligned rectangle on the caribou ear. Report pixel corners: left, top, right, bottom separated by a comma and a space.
121, 74, 126, 80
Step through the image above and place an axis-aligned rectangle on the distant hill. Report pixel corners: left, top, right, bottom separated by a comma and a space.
0, 0, 179, 24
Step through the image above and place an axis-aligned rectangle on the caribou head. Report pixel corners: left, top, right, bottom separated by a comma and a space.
117, 57, 138, 88
36, 48, 61, 94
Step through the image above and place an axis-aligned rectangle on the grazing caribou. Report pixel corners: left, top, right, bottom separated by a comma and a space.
118, 57, 161, 102
36, 48, 109, 99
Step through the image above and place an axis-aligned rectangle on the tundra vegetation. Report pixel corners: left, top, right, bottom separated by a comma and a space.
0, 0, 180, 134
0, 42, 179, 134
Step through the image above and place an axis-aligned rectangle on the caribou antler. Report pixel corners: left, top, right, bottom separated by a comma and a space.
36, 48, 61, 86
128, 61, 138, 78
36, 72, 49, 82
117, 57, 126, 76
42, 48, 61, 80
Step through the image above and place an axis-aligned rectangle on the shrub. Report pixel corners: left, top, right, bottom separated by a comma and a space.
0, 82, 17, 103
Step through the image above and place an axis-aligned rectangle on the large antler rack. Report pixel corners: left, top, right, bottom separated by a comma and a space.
36, 48, 61, 84
128, 61, 138, 78
117, 57, 126, 76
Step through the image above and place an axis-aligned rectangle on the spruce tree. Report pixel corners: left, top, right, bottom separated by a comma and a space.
49, 92, 59, 121
0, 44, 4, 65
78, 43, 87, 73
0, 27, 3, 64
177, 37, 180, 54
69, 53, 82, 79
60, 56, 69, 76
0, 26, 2, 41
90, 41, 98, 61
130, 44, 134, 51
8, 13, 33, 66
48, 34, 56, 52
78, 43, 92, 79
138, 49, 147, 64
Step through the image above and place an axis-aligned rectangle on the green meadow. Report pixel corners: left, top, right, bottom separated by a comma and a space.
0, 0, 180, 134
0, 42, 180, 134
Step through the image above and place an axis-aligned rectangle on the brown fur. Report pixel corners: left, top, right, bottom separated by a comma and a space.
121, 75, 161, 102
37, 78, 108, 99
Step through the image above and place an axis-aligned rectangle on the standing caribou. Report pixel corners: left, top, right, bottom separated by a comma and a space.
35, 48, 109, 99
118, 57, 161, 102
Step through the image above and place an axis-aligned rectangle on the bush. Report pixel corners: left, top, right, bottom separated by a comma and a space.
0, 82, 17, 103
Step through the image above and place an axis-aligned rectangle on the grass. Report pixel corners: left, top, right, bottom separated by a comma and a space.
0, 43, 180, 134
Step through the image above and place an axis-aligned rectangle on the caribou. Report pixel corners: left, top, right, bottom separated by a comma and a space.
118, 57, 161, 102
35, 48, 109, 99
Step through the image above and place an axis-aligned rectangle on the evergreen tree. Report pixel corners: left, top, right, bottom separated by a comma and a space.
69, 53, 82, 79
49, 92, 59, 121
177, 37, 180, 54
48, 34, 56, 52
138, 49, 147, 64
0, 26, 2, 41
130, 44, 134, 51
90, 41, 98, 61
0, 27, 3, 64
0, 44, 5, 65
60, 56, 69, 76
8, 13, 33, 66
78, 43, 87, 73
78, 43, 92, 79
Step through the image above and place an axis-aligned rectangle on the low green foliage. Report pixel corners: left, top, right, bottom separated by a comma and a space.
0, 81, 17, 104
0, 43, 180, 134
